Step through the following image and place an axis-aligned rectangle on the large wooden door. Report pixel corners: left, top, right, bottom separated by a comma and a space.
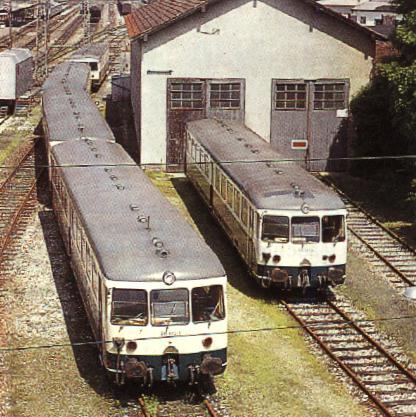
270, 79, 349, 171
167, 79, 206, 172
166, 78, 245, 172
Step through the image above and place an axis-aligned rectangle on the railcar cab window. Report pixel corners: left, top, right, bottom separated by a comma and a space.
111, 289, 148, 326
192, 285, 225, 323
89, 62, 98, 71
262, 216, 289, 243
322, 215, 345, 243
151, 289, 189, 326
292, 217, 320, 243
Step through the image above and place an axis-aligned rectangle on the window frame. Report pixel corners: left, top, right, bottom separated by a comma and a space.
274, 82, 307, 111
313, 83, 346, 111
150, 288, 190, 326
209, 81, 242, 110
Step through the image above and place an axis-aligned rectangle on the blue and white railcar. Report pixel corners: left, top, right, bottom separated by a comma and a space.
186, 119, 347, 290
69, 43, 110, 90
49, 139, 227, 385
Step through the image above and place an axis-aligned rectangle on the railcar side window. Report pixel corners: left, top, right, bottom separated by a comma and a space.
220, 174, 227, 200
322, 215, 345, 243
214, 166, 220, 191
262, 216, 289, 242
234, 189, 241, 217
151, 289, 189, 326
292, 217, 320, 243
111, 289, 148, 326
241, 198, 249, 226
192, 285, 225, 322
226, 181, 233, 207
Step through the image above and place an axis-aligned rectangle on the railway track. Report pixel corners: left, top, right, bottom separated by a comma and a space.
138, 392, 225, 417
0, 138, 43, 265
282, 295, 416, 417
316, 174, 416, 291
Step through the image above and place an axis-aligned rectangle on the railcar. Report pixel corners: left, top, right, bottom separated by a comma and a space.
69, 42, 110, 90
41, 61, 115, 148
185, 118, 347, 290
49, 139, 227, 386
0, 48, 33, 110
89, 5, 102, 23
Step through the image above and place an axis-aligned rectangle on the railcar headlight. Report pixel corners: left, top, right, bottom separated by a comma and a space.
301, 203, 310, 214
126, 341, 137, 352
272, 255, 281, 263
163, 271, 176, 285
202, 337, 213, 348
328, 254, 336, 263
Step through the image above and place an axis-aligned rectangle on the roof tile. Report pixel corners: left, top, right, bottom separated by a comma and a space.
124, 0, 387, 40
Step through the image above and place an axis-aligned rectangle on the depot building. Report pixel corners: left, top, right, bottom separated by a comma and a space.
125, 0, 386, 171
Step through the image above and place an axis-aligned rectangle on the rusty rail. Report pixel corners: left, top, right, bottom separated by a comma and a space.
282, 299, 416, 417
0, 139, 44, 263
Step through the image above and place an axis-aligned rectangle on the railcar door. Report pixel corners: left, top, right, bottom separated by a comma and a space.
166, 78, 245, 172
270, 79, 349, 172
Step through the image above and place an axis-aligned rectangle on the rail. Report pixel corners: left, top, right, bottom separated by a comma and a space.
282, 297, 416, 417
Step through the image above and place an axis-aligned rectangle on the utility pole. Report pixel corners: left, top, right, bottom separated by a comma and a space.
35, 0, 40, 76
83, 0, 91, 45
8, 0, 12, 48
44, 0, 49, 77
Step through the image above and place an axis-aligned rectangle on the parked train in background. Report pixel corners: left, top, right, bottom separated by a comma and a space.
186, 118, 347, 291
0, 48, 33, 112
89, 5, 102, 23
117, 0, 132, 15
41, 60, 228, 387
69, 42, 109, 91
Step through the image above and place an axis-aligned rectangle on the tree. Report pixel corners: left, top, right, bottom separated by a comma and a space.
378, 0, 416, 153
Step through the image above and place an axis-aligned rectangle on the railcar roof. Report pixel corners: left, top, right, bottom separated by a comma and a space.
186, 119, 345, 211
0, 48, 32, 63
42, 61, 90, 93
42, 63, 115, 143
51, 140, 225, 283
70, 42, 109, 61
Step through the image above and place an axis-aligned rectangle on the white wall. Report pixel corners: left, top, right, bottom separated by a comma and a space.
352, 10, 397, 26
135, 0, 375, 165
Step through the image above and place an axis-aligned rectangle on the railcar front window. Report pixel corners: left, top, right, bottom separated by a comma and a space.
151, 289, 189, 326
192, 285, 225, 322
292, 217, 320, 243
262, 216, 289, 243
322, 215, 345, 243
89, 62, 98, 71
111, 289, 148, 326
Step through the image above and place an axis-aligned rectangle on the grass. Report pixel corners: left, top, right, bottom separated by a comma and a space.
147, 171, 372, 417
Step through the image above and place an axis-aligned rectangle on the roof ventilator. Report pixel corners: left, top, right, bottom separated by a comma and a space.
152, 237, 169, 258
138, 215, 151, 230
129, 204, 140, 211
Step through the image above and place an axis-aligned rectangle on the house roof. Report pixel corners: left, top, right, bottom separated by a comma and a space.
125, 0, 388, 41
352, 1, 396, 11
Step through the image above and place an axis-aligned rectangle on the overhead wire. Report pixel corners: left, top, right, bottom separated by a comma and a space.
0, 153, 416, 170
1, 311, 416, 353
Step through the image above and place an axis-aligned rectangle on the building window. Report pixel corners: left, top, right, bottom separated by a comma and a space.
170, 83, 203, 109
275, 83, 307, 110
209, 82, 241, 109
314, 83, 346, 110
360, 16, 366, 24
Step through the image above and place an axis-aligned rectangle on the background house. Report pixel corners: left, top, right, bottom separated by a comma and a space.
126, 0, 386, 171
